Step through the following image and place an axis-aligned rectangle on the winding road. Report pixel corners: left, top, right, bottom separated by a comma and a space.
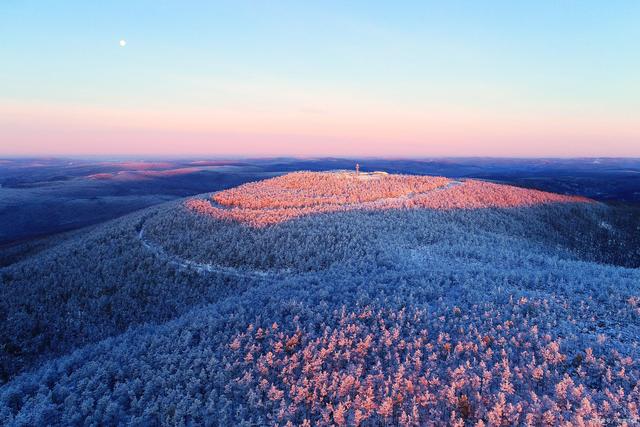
136, 179, 464, 277
137, 227, 285, 280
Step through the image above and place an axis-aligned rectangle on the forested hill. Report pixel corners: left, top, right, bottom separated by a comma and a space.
1, 172, 640, 425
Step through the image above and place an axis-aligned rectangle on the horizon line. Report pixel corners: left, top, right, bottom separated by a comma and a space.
2, 155, 640, 161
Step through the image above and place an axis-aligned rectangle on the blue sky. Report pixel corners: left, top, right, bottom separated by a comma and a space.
1, 1, 639, 156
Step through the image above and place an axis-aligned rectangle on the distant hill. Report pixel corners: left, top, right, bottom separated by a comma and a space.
2, 157, 639, 245
1, 172, 639, 425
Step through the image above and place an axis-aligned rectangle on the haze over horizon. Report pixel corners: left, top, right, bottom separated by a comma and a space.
1, 1, 639, 157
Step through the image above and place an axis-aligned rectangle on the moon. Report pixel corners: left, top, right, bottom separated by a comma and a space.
119, 39, 127, 47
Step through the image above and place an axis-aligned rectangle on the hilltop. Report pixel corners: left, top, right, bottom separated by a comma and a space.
1, 172, 639, 425
185, 171, 588, 226
2, 157, 639, 245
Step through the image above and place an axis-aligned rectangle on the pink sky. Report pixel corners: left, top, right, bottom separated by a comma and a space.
2, 101, 638, 157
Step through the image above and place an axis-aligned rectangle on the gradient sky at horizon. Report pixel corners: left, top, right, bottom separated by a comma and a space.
1, 1, 639, 157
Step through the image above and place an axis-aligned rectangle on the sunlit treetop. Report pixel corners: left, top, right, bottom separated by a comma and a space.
185, 171, 591, 226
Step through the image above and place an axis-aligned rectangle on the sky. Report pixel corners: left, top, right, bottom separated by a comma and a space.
1, 1, 639, 157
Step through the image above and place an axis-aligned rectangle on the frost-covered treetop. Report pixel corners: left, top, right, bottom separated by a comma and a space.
185, 171, 591, 227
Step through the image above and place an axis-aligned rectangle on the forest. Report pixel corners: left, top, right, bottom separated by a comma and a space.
1, 172, 639, 425
185, 172, 589, 227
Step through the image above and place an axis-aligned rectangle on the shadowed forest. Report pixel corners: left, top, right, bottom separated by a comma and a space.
1, 168, 639, 425
4, 0, 640, 424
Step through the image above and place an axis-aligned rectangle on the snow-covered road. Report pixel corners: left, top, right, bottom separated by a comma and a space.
136, 180, 464, 277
